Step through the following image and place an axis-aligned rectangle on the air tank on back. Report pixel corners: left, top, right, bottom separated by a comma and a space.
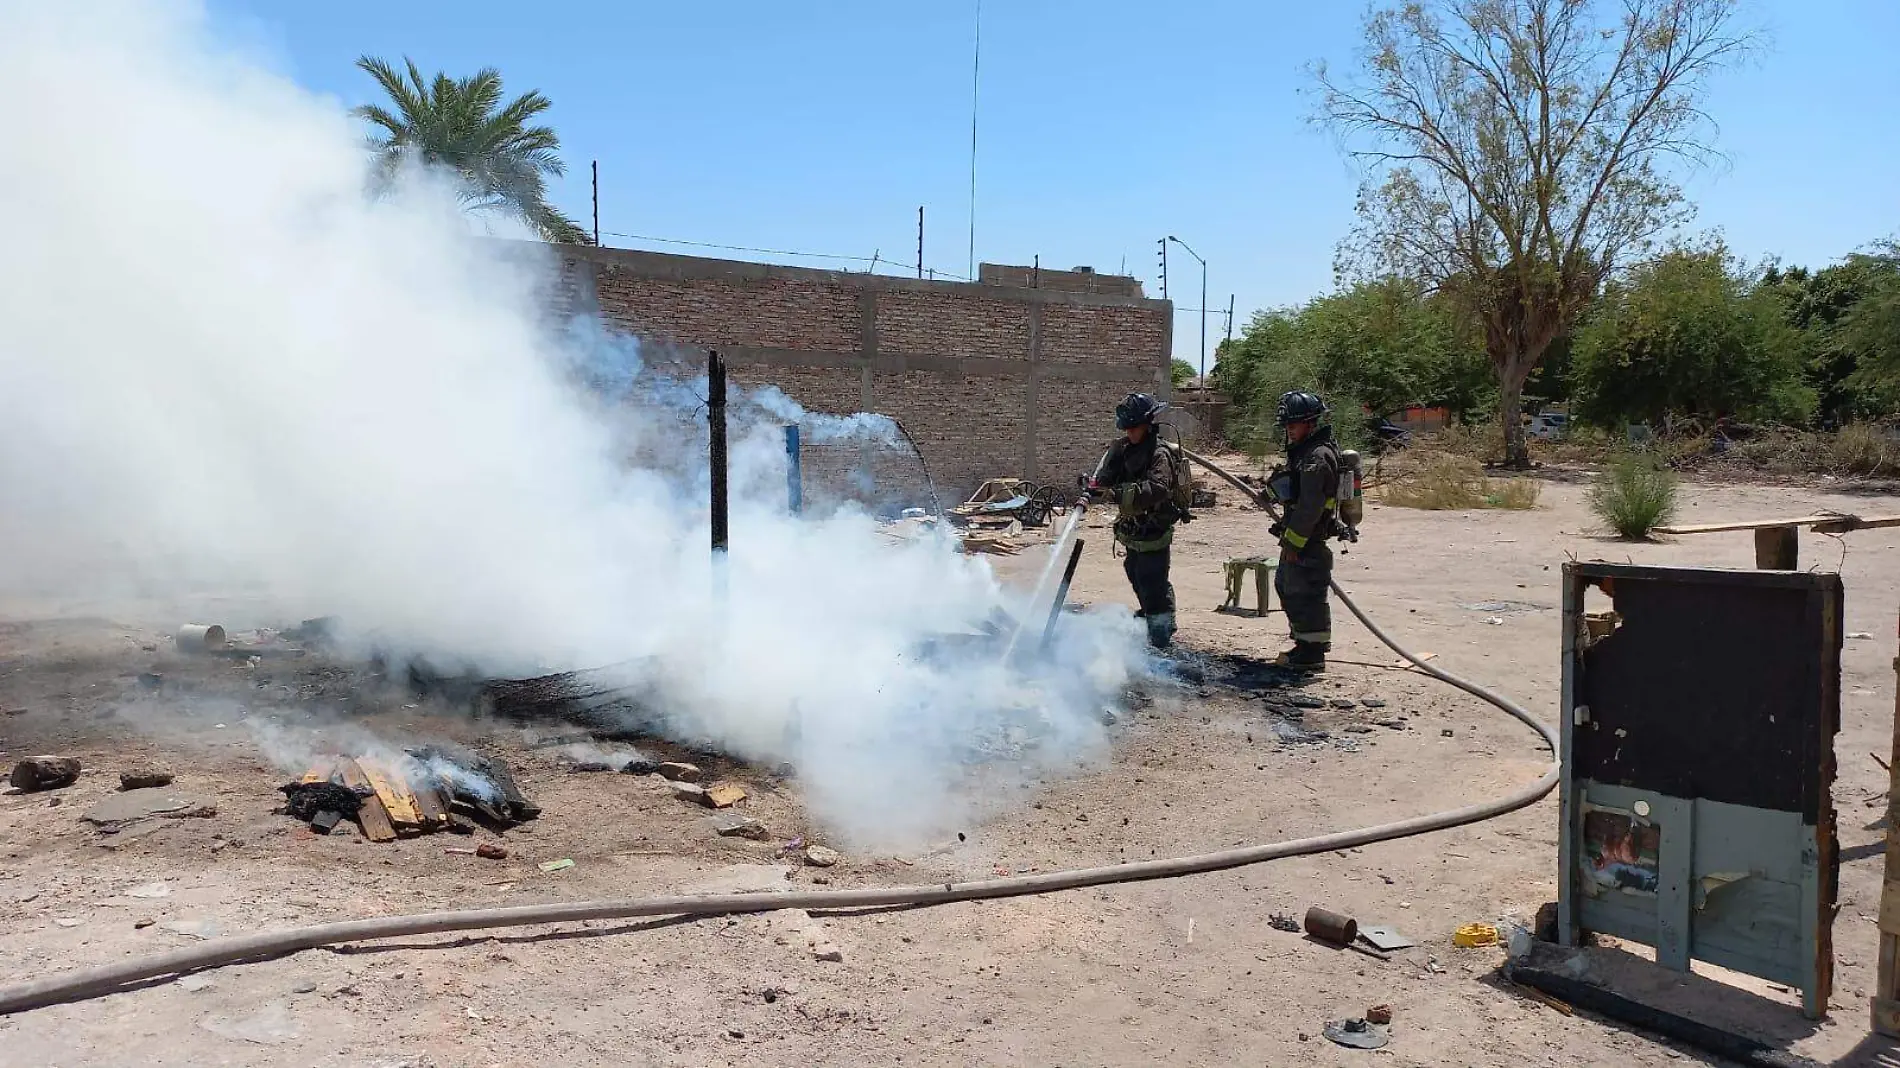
1337, 449, 1365, 529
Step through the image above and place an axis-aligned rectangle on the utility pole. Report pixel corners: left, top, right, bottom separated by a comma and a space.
1225, 293, 1235, 345
1156, 238, 1169, 300
1168, 236, 1208, 384
917, 206, 924, 278
590, 160, 600, 246
967, 0, 981, 280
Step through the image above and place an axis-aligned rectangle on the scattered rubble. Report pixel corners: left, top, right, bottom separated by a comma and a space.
656, 762, 702, 783
711, 813, 768, 840
10, 755, 80, 792
539, 859, 574, 873
119, 768, 175, 790
476, 843, 508, 860
84, 787, 215, 826
671, 782, 710, 805
804, 845, 841, 868
1365, 1004, 1393, 1026
1272, 721, 1328, 746
704, 784, 747, 808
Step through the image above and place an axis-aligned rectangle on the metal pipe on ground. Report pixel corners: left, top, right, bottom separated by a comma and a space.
174, 624, 226, 653
1303, 906, 1358, 946
708, 348, 728, 557
784, 423, 801, 516
0, 452, 1561, 1017
1037, 537, 1085, 653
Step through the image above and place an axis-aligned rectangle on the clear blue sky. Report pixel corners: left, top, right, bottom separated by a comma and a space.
208, 0, 1899, 369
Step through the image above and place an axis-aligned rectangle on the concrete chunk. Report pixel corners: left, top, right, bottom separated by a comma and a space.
10, 756, 79, 792
656, 762, 703, 783
119, 768, 175, 790
83, 788, 214, 825
711, 813, 768, 839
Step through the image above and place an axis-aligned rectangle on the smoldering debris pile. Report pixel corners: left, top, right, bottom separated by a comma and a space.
279, 747, 537, 842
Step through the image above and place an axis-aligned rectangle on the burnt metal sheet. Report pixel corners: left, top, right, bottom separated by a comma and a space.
1558, 562, 1841, 1020
1574, 568, 1839, 819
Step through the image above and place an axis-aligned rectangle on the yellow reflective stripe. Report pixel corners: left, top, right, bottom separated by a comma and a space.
1281, 528, 1309, 549
1118, 529, 1174, 552
1324, 497, 1337, 509
1293, 630, 1332, 643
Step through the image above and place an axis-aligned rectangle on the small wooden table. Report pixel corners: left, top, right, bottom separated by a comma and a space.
1654, 513, 1900, 570
1222, 557, 1275, 616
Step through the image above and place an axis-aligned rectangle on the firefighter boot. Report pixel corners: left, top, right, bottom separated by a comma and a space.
1273, 641, 1327, 672
1145, 612, 1177, 649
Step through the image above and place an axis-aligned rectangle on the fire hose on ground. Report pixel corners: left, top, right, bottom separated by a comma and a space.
0, 450, 1559, 1016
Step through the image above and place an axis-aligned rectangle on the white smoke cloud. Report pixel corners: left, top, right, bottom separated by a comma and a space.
0, 0, 1149, 846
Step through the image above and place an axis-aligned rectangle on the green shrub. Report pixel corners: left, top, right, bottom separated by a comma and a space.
1828, 422, 1900, 476
1589, 454, 1678, 539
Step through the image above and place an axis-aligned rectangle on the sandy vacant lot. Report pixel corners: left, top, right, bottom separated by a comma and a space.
4, 472, 1900, 1067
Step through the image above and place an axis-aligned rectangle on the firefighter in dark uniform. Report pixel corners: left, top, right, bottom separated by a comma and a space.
1270, 390, 1343, 671
1078, 393, 1181, 649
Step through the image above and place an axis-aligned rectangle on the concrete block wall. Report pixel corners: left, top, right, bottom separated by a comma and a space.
549, 245, 1173, 498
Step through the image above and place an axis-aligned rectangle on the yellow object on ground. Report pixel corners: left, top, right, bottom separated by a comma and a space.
1454, 923, 1500, 948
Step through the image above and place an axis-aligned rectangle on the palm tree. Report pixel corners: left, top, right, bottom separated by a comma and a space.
353, 56, 590, 244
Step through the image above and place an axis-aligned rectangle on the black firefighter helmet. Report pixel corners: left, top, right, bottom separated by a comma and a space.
1115, 392, 1168, 430
1274, 390, 1330, 428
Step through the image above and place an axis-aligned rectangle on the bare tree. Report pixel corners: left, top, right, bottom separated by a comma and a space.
1317, 0, 1751, 466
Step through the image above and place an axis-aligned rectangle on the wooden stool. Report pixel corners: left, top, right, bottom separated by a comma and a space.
1222, 557, 1275, 616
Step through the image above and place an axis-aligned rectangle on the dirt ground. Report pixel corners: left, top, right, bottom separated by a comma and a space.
5, 471, 1900, 1067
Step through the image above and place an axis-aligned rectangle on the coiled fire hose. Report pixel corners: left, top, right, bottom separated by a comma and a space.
0, 450, 1558, 1015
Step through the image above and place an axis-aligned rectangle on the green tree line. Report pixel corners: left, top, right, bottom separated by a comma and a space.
1215, 239, 1900, 441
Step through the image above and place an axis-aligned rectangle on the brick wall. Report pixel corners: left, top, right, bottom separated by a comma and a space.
977, 262, 1146, 298
547, 246, 1172, 499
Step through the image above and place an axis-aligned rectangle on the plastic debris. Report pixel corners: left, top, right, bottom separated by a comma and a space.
1454, 922, 1499, 948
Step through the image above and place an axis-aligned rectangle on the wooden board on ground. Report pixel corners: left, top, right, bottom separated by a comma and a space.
297, 759, 338, 785
355, 755, 423, 831
335, 758, 398, 842
704, 784, 747, 808
1656, 513, 1900, 536
409, 776, 449, 830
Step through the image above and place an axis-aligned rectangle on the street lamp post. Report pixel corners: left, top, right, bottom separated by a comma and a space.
1167, 236, 1207, 386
